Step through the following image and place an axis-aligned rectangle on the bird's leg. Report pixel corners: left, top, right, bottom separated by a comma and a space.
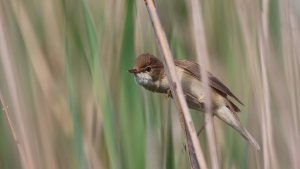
167, 82, 177, 98
167, 89, 173, 98
197, 120, 208, 137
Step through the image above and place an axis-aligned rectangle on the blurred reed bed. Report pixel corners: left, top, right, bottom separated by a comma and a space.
0, 0, 299, 169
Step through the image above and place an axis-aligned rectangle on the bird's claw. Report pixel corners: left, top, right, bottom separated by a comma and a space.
167, 89, 173, 98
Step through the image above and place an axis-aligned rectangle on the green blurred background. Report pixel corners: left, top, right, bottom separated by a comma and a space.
0, 0, 299, 168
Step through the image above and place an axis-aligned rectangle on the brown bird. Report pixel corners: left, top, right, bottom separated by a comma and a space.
128, 53, 260, 150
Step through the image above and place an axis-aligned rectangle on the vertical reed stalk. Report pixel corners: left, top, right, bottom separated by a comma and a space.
0, 9, 35, 169
0, 93, 26, 168
143, 0, 208, 169
186, 0, 219, 168
259, 0, 279, 168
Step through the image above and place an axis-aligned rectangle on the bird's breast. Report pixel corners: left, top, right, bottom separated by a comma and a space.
135, 73, 169, 93
154, 77, 169, 93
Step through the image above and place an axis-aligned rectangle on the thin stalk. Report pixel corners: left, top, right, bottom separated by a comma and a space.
186, 0, 219, 168
143, 0, 208, 169
0, 9, 35, 169
0, 93, 26, 168
258, 0, 279, 168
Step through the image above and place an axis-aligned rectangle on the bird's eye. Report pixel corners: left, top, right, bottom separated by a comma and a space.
145, 66, 152, 72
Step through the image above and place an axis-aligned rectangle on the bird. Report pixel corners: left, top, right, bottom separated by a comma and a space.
128, 53, 260, 150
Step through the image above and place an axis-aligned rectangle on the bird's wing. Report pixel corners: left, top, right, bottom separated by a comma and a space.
174, 60, 244, 106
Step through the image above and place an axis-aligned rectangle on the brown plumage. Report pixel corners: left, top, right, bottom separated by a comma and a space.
174, 60, 243, 112
129, 53, 260, 150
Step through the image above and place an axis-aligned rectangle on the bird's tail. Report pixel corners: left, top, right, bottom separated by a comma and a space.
215, 106, 260, 150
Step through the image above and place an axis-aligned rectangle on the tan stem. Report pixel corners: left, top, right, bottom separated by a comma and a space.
143, 0, 208, 169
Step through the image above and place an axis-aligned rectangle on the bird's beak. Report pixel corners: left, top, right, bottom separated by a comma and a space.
128, 68, 138, 73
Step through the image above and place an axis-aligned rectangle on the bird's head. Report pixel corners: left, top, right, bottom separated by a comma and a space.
128, 53, 164, 86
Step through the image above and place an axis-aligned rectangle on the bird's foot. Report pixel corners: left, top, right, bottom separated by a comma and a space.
197, 121, 207, 137
167, 89, 173, 98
